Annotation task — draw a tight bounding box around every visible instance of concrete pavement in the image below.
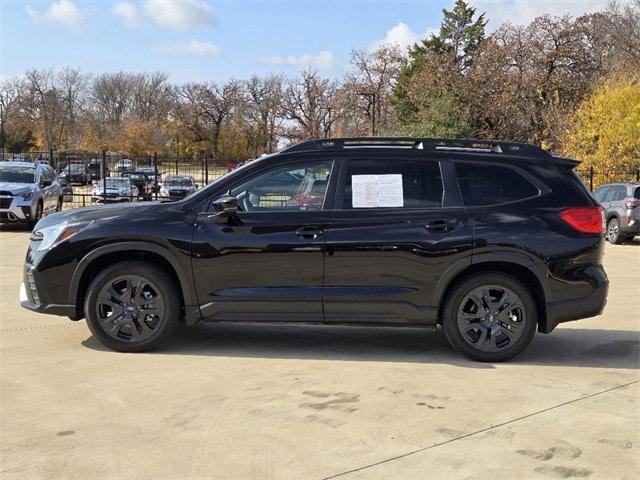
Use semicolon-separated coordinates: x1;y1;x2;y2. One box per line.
0;229;638;479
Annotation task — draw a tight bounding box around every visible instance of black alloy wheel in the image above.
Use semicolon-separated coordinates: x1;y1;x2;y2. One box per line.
443;273;537;362
84;261;180;352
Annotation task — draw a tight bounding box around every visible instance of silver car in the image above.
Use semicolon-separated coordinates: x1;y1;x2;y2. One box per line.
91;177;138;203
0;161;63;227
593;182;640;244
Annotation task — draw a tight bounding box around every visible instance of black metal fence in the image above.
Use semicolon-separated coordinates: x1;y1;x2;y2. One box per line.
1;150;638;211
1;150;234;210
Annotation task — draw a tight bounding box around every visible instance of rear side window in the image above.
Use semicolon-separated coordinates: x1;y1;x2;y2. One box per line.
634;187;640;200
343;159;443;209
455;162;539;206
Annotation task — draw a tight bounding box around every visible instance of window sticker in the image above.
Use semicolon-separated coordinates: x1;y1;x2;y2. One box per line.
352;174;403;208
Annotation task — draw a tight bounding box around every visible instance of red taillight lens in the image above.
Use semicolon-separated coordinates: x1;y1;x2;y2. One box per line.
624;199;640;209
559;207;604;234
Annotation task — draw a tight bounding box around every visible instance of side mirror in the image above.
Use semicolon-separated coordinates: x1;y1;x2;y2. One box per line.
209;195;238;223
41;180;52;187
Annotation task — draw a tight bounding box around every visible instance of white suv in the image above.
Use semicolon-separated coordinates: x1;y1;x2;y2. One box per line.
0;161;63;228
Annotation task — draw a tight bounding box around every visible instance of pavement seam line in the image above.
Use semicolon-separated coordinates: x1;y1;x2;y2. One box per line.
320;379;640;480
1;323;81;332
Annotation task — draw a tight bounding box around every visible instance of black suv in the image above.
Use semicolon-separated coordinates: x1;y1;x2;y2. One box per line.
19;138;608;361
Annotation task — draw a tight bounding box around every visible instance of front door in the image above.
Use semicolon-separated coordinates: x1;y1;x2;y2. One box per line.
192;159;335;322
323;156;474;325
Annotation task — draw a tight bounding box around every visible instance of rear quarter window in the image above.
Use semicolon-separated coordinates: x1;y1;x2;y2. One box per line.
455;162;540;206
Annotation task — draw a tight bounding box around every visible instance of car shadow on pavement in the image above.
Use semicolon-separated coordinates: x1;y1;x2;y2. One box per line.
82;323;639;369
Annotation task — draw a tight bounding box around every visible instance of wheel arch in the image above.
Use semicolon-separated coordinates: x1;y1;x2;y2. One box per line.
69;242;195;321
436;260;549;333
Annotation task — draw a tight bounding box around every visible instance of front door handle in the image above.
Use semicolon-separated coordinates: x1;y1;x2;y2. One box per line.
296;226;324;239
425;219;455;232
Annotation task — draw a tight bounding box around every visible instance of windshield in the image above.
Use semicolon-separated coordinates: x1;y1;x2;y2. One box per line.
130;174;147;181
105;178;130;189
165;177;193;187
61;164;85;173
0;167;36;184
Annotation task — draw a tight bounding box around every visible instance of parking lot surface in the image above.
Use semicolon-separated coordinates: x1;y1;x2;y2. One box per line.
0;229;638;480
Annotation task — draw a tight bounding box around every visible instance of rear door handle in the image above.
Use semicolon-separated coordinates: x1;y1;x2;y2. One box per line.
425;220;455;232
296;226;324;239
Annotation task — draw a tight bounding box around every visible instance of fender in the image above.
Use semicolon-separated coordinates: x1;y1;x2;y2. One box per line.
431;250;550;306
68;241;199;320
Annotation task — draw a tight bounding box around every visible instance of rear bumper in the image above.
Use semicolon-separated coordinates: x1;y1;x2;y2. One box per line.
621;217;640;235
542;273;609;333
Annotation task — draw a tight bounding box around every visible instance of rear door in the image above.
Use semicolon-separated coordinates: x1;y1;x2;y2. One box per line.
322;156;474;325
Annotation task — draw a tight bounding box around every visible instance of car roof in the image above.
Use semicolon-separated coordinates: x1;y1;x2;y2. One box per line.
0;161;37;168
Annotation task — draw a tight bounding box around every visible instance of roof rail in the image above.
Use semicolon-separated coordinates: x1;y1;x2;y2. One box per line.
281;137;551;158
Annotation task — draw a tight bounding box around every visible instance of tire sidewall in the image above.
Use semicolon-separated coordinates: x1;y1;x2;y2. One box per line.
442;272;537;362
607;218;623;244
84;261;180;352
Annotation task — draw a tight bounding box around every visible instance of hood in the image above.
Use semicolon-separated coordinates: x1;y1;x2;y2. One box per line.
0;182;35;194
34;201;162;229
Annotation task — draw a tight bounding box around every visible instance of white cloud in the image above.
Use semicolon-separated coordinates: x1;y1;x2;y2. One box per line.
144;0;216;30
112;1;141;28
468;0;614;29
258;51;336;70
26;0;84;31
153;40;222;56
371;22;436;51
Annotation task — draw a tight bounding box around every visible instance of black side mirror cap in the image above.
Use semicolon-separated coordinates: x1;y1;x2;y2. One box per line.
208;195;238;223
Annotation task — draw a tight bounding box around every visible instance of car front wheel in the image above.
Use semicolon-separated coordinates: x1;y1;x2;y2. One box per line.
84;261;180;352
442;273;537;362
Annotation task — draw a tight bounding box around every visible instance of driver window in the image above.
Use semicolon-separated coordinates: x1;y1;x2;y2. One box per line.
228;160;333;212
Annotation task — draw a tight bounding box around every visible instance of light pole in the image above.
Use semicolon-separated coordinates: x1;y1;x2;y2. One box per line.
358;91;377;136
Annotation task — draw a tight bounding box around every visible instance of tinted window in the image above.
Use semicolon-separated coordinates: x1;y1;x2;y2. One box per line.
455;163;539;206
343;159;442;209
634;187;640;200
593;186;608;203
613;186;627;201
229;160;333;212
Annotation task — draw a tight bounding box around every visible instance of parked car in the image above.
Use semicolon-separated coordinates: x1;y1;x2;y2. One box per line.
20;137;608;362
592;182;640;244
87;158;109;180
114;159;136;175
91;177;138;203
128;171;153;200
58;175;74;203
159;175;197;199
57;163;91;186
136;166;161;192
0;161;63;227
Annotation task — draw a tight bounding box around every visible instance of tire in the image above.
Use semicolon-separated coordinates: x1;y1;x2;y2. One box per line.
84;261;181;352
28;201;43;229
442;272;537;362
606;218;625;244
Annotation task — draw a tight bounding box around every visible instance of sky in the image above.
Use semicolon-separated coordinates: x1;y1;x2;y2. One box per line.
0;0;618;84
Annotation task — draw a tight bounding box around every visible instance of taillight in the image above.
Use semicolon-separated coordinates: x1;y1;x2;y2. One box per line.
559;207;604;234
624;199;640;209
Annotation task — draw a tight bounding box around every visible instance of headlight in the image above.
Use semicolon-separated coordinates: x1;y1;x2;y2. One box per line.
20;191;34;200
31;221;93;251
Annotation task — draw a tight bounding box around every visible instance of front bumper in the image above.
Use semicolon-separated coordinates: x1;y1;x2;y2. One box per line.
0;196;32;223
19;261;78;318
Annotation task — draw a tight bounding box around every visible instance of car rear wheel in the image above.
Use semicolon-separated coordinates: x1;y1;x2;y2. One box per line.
442;273;537;362
84;261;180;352
606;218;625;244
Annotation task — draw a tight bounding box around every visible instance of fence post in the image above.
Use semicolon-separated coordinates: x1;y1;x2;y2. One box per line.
102;150;107;204
589;166;594;192
636;168;639;182
175;158;178;176
153;152;158;200
49;148;54;169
